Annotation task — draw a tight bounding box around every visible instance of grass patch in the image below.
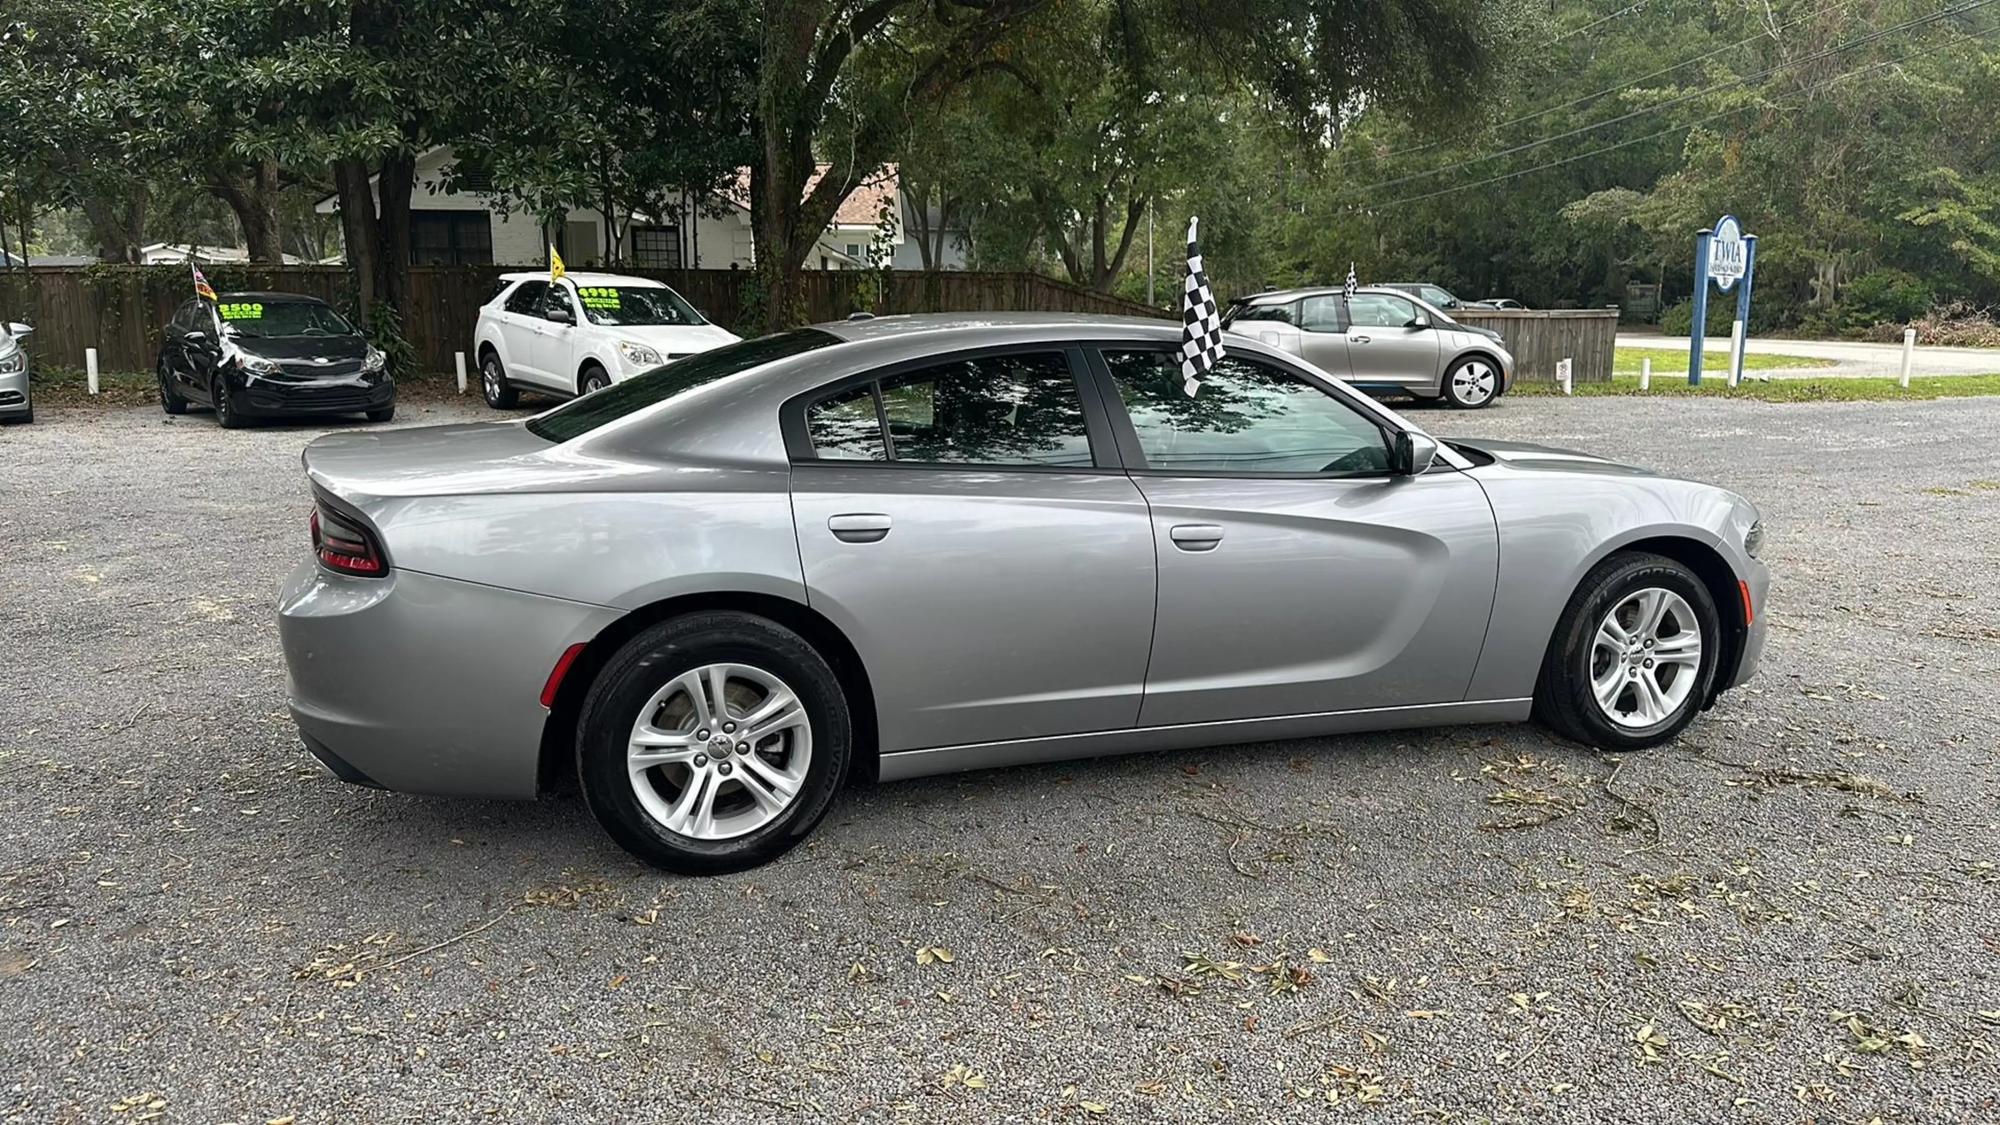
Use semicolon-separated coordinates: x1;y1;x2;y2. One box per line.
1514;373;2000;402
1613;346;1834;375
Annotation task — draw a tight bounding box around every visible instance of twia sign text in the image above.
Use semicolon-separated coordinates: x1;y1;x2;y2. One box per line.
1708;215;1747;291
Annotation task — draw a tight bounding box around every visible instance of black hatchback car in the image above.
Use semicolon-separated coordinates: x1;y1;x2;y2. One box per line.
157;293;394;426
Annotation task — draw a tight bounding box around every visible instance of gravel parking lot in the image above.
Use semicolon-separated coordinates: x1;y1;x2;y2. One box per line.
3;391;1997;1124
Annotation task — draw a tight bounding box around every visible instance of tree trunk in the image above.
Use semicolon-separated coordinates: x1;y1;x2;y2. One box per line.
333;157;381;321
80;190;146;263
211;159;284;262
375;152;415;316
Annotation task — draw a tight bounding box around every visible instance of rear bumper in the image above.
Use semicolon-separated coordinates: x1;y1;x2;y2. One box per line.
277;560;619;798
227;371;394;417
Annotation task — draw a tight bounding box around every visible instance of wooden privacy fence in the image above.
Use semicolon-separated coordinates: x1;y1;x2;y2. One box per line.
1452;308;1620;383
0;265;1168;374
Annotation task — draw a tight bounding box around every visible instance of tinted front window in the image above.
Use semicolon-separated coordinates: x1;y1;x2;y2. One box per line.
526;329;839;443
1104;350;1390;475
504;281;548;315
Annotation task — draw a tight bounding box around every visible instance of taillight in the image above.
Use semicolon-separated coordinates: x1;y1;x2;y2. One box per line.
310;501;386;576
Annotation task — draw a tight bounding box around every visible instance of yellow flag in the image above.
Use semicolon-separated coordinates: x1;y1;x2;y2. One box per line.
549;245;566;283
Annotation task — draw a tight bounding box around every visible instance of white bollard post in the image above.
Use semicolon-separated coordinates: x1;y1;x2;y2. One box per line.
1557;357;1573;395
86;347;100;396
454;351;468;395
1640;356;1651;392
1900;327;1915;388
1727;320;1744;388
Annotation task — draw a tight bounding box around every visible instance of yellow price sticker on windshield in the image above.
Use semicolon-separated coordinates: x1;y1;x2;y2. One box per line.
217;302;265;320
576;286;621;310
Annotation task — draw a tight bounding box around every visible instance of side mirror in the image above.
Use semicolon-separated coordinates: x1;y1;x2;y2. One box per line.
1409;313;1431;329
1392;431;1439;476
545;305;575;326
5;322;30;339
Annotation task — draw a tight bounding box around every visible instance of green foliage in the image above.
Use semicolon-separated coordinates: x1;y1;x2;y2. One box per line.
1660;300;1730;337
1803;269;1934;336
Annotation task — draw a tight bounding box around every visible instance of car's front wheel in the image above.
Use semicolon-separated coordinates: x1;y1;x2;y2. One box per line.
211;373;243;428
1441;356;1500;409
1534;552;1721;751
578;363;610;396
576;611;852;874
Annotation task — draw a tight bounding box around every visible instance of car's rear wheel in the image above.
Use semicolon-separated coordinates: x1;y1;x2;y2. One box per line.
158;359;188;415
576;611;852;874
578;363;610;396
1534;552;1720;751
1442;356;1500;409
480;350;519;409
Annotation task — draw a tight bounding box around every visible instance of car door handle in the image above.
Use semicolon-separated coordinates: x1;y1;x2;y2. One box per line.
1170;524;1225;552
828;513;892;543
1350;334;1372;344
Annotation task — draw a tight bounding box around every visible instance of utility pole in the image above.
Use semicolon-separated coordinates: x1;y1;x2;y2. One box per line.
1146;201;1155;307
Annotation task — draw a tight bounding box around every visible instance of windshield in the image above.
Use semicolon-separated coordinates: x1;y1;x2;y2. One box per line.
217;300;356;338
526;329;840;443
572;285;705;327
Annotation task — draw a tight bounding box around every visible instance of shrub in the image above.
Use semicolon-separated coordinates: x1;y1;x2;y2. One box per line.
1835;270;1933;334
1660;299;1732;337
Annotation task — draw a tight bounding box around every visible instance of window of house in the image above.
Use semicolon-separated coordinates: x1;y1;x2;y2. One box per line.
630;225;682;268
410;210;494;266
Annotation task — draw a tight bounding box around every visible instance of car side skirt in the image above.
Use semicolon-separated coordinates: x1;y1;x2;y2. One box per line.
877;697;1533;781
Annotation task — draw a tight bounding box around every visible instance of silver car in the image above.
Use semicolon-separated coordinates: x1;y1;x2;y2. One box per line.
0;321;32;424
278;313;1767;874
1225;286;1514;408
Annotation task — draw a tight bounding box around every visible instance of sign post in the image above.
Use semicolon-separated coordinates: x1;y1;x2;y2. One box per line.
1688;215;1751;386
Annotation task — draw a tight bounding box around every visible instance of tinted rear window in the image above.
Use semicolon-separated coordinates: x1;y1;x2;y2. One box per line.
525;329;839;443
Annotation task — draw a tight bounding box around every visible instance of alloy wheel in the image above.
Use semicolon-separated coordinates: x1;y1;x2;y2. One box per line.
1451;360;1497;406
1588;587;1702;729
625;662;812;840
482;358;502;402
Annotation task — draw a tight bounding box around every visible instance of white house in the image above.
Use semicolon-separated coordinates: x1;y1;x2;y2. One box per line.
313;147;968;272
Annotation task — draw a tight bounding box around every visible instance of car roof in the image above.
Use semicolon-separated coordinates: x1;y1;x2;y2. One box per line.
497;271;670;288
1238;285;1418;304
215;291;330;303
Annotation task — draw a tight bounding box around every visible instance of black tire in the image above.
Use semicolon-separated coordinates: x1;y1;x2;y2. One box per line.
480;350;519;409
211;373;244;428
1441;355;1501;409
1533;551;1721;752
365;404;395;423
158;359;188;415
578;363;611;396
576;611;853;875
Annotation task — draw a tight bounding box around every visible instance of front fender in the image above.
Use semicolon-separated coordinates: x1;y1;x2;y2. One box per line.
1464;468;1758;701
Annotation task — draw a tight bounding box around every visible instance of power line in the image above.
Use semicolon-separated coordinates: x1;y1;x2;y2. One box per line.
1337;0;1869;169
1348;0;1995;198
1364;20;1995;212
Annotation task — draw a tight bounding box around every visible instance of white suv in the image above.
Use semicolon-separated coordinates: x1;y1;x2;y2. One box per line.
474;272;739;408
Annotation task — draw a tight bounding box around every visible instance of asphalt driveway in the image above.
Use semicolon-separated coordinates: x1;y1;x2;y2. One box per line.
2;393;1996;1123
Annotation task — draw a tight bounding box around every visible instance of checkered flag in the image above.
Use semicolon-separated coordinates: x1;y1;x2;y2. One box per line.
1343;262;1357;298
1179;217;1225;397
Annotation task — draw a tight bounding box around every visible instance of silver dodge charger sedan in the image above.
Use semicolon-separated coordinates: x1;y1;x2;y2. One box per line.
279;313;1767;874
